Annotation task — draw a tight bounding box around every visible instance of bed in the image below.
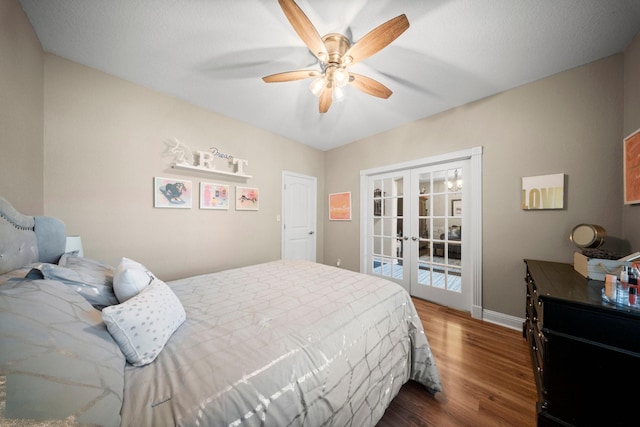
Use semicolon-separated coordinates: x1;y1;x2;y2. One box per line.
0;196;443;426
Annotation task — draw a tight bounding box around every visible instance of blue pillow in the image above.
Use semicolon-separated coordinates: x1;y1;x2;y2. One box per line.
33;254;118;310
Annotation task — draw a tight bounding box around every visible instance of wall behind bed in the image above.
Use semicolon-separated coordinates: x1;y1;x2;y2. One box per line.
41;54;325;280
1;0;325;282
0;0;44;214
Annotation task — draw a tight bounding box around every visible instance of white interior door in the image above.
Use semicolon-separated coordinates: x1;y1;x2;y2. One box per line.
282;172;317;261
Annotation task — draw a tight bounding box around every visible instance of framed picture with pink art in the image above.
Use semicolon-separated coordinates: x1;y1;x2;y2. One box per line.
624;127;640;204
154;177;192;208
329;192;351;221
236;186;259;211
200;182;229;210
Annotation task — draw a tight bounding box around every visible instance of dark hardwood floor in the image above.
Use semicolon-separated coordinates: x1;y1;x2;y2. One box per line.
377;298;538;427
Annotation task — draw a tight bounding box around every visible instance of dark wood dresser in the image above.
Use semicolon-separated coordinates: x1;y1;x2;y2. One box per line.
524;259;640;426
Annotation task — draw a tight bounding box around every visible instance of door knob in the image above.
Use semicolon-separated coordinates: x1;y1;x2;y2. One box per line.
308;231;315;235
403;236;409;241
411;237;418;241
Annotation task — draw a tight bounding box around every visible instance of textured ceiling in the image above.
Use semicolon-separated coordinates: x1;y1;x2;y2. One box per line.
18;0;640;151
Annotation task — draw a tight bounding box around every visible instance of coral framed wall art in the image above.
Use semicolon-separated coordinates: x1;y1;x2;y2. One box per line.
200;182;229;210
236;186;259;211
154;177;192;208
624;128;640;204
329;192;351;221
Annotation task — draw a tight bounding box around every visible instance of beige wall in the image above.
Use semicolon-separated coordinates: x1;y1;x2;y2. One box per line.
325;54;625;318
0;0;44;214
622;33;640;246
43;55;325;280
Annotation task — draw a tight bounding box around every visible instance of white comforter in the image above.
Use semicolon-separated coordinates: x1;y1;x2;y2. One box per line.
120;260;442;426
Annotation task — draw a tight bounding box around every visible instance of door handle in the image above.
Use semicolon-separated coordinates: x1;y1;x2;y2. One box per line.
411;237;418;241
403;236;409;241
309;231;315;235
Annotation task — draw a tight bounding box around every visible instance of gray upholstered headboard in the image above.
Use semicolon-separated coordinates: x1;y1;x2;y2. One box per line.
0;196;66;275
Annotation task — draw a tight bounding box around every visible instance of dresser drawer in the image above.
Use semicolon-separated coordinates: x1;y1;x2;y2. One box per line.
524;320;546;404
543;299;640;353
526;270;544;330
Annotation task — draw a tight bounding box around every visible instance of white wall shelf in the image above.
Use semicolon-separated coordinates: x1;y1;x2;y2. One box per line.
172;162;252;179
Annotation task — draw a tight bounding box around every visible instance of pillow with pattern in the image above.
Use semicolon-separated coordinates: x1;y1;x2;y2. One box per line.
102;279;186;367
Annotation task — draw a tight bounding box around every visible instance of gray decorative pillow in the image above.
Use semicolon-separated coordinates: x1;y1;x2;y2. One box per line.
102;279;186;367
113;257;155;303
38;263;119;310
58;253;116;285
0;279;125;426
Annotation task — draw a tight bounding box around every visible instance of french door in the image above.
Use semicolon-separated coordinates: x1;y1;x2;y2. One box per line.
369;170;410;291
408;161;470;310
365;159;473;312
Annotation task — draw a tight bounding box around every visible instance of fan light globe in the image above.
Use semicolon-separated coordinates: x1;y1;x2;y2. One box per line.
309;77;325;97
333;67;349;88
333;86;346;102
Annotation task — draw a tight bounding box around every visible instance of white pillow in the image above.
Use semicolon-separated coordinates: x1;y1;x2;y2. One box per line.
113;257;155;303
102;279;186;367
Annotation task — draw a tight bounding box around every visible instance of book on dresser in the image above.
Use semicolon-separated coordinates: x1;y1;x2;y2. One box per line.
523;259;640;427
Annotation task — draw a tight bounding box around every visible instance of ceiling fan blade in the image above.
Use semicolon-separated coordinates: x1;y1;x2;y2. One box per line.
278;0;328;61
343;14;409;65
262;69;320;83
348;73;392;99
318;86;333;113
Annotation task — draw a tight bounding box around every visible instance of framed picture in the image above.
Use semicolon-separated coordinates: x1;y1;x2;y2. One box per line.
451;199;462;216
236;186;259;211
624;127;640;204
329;192;351;221
521;173;565;210
200;182;229;210
154;177;192;208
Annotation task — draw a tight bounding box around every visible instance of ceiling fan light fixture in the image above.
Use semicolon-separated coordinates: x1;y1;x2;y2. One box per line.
309;76;326;97
333;86;346;102
332;67;349;88
263;0;410;113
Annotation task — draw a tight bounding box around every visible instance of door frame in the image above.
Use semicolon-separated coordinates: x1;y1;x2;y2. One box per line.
281;171;317;261
359;147;483;319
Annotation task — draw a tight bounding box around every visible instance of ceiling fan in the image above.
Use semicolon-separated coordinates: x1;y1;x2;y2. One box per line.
262;0;410;113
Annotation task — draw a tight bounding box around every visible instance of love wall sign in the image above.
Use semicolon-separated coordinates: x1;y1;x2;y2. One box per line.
522;173;565;210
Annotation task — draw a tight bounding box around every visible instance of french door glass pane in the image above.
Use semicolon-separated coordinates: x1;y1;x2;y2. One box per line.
371;176;404;281
416;168;463;293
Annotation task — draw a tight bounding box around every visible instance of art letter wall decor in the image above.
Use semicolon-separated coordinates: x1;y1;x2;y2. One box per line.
522;173;565;210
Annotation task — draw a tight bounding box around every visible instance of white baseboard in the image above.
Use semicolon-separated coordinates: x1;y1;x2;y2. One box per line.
481;309;524;331
471;304;483;319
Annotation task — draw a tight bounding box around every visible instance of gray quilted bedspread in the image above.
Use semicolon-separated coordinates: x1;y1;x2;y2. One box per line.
120;260;442;426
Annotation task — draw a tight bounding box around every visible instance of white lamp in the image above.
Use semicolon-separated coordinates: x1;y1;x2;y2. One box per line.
65;235;84;257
